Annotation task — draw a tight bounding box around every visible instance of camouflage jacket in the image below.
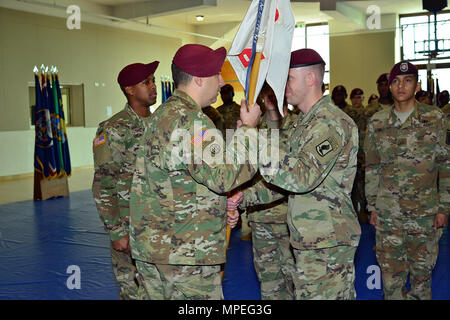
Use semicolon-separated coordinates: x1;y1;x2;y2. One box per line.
92;104;149;241
364;101;392;120
364;101;449;218
246;110;298;224
217;102;241;130
129;89;258;265
242;95;361;250
442;104;450;116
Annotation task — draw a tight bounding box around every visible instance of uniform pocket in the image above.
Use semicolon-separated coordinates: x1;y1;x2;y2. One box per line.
288;192;337;250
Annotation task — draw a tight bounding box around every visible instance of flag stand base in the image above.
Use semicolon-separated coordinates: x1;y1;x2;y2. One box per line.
33;172;69;201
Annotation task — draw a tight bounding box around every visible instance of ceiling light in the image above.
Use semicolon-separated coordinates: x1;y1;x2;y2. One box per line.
196;15;204;21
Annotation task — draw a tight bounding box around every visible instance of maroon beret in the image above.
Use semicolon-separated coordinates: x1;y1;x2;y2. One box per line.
376;73;389;84
117;61;159;87
290;48;325;68
388;61;418;86
332;85;347;96
350;88;364;98
173;44;226;77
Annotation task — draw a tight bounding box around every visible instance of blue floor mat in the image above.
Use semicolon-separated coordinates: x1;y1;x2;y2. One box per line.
0;190;448;300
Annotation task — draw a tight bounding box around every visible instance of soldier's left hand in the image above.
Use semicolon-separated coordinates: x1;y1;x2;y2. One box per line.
433;213;448;229
227;210;239;229
227;192;243;211
112;235;131;254
240;99;262;128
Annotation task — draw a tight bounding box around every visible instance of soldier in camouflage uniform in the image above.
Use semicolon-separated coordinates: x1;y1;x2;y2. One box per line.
437;90;449;113
129;44;261;300
345;88;368;222
229;49;361;300
92;61;159;300
217;84;242;132
331;85;351;111
231;83;296;300
365;61;449;300
364;73;394;121
202;105;225;133
415;90;434;105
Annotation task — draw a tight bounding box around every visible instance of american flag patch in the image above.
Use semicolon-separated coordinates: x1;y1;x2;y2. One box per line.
94;134;106;147
191;128;210;147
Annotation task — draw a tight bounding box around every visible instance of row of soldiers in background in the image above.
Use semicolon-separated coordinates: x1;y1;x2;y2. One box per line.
330;77;450;224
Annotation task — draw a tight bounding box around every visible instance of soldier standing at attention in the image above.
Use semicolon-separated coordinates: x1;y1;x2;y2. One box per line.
229;48;361;300
365;73;394;120
346;88;368;222
437;90;449;112
415;90;434;105
129;44;261;300
331;85;351;111
365;61;449;300
232;82;296;300
217;84;242;133
92;61;159;299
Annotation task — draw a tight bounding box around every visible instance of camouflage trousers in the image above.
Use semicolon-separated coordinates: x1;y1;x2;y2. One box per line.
110;244;139;300
250;222;295;300
351;165;366;214
292;246;357;300
135;260;223;300
375;214;442;300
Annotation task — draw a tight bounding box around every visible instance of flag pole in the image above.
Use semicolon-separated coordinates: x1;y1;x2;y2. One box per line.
247;52;263;106
223;0;265;280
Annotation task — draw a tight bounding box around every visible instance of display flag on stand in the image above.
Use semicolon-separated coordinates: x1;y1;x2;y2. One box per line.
55;72;71;176
161;77;167;102
46;73;63;176
227;0;295;115
34;69;57;179
51;72;65;176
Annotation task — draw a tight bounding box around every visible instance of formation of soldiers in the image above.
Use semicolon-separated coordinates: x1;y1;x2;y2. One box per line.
92;42;449;300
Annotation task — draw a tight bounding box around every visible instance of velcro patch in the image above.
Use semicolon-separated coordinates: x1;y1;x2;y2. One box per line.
191;128;210;147
305;132;341;166
94;134;106;147
446;129;450;146
316;139;333;157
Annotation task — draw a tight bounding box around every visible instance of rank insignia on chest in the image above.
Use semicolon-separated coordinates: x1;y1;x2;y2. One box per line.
94;134;106;147
316;139;333;157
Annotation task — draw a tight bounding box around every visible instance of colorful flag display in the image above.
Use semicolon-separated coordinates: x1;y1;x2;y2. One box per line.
33;66;71;180
161;76;174;103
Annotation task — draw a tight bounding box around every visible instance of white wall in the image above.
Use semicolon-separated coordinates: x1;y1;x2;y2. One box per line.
0;127;97;177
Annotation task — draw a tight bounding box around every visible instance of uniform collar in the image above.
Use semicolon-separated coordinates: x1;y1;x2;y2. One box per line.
172;89;202;111
387;100;420;127
292;95;329;128
125;103;149;124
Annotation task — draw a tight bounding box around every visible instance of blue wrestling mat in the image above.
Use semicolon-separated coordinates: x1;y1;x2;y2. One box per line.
0;190;448;300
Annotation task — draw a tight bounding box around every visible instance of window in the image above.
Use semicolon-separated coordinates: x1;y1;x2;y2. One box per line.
400;11;450;95
292;23;330;93
400;12;450;62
